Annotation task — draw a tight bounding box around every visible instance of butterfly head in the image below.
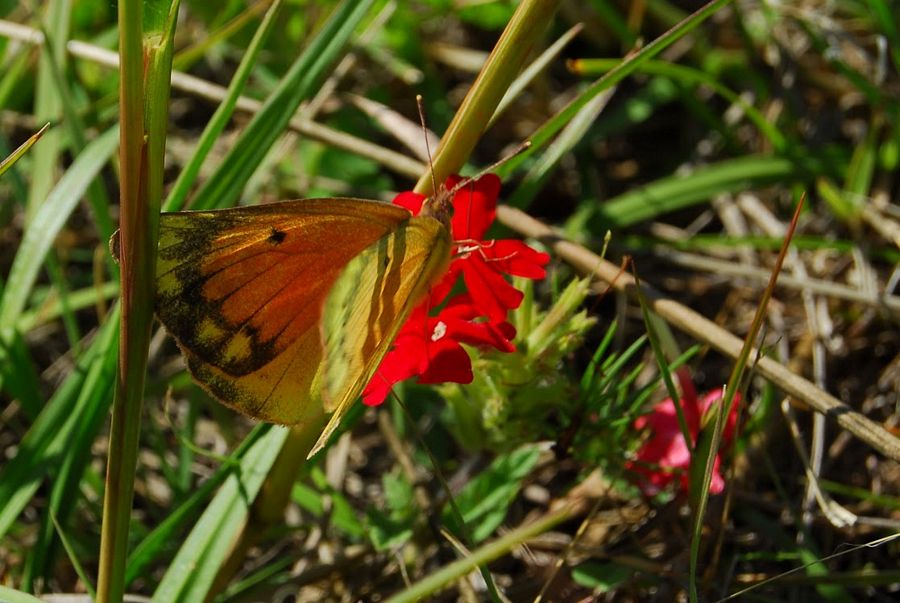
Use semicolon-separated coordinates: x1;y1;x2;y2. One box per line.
418;184;455;229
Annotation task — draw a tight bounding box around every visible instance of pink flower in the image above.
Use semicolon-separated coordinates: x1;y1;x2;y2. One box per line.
627;369;740;496
362;175;548;405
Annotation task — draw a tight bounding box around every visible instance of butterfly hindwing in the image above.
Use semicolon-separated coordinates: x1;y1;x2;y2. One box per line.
155;198;413;424
312;214;452;455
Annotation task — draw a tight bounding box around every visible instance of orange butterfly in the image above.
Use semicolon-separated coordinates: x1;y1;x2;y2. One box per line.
155;192;455;456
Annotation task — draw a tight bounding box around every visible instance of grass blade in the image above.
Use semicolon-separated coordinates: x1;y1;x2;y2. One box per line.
0;123;49;177
151;426;289;602
164;0;285;212
496;0;736;178
189;0;376;211
0;126;118;329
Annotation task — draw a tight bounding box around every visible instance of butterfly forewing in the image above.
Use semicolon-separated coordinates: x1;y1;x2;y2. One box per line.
155;198;413;424
313;214;452;455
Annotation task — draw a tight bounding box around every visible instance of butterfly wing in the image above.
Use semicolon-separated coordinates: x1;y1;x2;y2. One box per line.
313;214;452;456
156;198;413;425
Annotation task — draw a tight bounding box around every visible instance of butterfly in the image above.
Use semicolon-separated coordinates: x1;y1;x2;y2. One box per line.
154;190;456;457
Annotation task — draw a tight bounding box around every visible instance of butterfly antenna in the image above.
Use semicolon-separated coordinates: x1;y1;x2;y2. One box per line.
446;139;532;197
416;95;440;197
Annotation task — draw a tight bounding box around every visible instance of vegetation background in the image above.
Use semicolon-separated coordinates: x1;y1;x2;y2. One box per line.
0;0;898;601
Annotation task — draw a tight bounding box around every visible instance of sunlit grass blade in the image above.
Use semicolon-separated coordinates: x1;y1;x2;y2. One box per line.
579;154;815;228
415;0;560;192
0;586;46;603
386;505;574;603
496;0;735;178
687;195;806;602
49;510;96;598
17;282;119;333
26;0;70;221
506;85;613;209
37;26;117;244
172;1;271;71
488;22;583;129
635;281;692;449
124;426;264;587
22;320;119;588
164;0;284;212
570;57;787;152
867;0;900;72
737;507;854;601
0;123;49;177
189;0;376;211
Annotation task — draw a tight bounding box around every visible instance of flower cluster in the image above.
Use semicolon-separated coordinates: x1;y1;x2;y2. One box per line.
627;368;741;496
362;174;550;405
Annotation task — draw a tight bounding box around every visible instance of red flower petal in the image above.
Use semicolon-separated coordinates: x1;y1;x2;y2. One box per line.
393;190;426;214
362;347;421;406
480;240;550;279
449;174;500;240
460;255;524;320
418;342;473;384
446;318;516;352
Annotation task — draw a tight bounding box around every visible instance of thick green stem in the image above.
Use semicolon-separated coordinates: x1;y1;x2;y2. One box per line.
414;0;558;194
96;0;147;598
97;1;177;600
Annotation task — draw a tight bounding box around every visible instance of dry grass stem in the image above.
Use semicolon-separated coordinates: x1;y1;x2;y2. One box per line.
497;205;900;462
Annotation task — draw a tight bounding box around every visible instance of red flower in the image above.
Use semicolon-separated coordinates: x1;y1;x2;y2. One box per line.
362;174;548;405
393;175;550;320
627;369;740;496
362;296;515;405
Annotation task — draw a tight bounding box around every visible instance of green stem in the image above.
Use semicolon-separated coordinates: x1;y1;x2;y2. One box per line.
96;0;145;599
386;505;575;603
687;196;807;602
97;0;177;600
414;0;558;194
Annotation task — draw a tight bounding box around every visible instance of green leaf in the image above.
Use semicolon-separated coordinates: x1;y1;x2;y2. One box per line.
571;561;632;591
368;509;416;552
584;154;811;228
368;471;416;551
0;586;47;603
442;445;540;543
293;467;365;539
